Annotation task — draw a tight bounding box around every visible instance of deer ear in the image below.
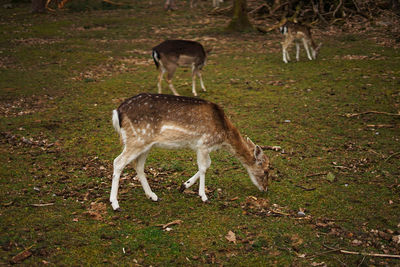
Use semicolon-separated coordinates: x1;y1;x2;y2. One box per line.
254;145;265;163
205;47;213;54
246;137;256;147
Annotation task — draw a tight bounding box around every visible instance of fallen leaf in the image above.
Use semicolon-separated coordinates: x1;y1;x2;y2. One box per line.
225;230;236;244
392;235;400;244
10;249;32;264
84;202;107;221
311;262;326;267
326;172;335;182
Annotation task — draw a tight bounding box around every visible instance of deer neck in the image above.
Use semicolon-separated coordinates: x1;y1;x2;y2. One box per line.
224;126;254;167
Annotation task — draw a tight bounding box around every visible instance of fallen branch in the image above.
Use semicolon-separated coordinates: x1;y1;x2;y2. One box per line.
260;145;282;151
305;172;328;178
156;219;183;229
384;152;400;162
323;244;400;259
269;209;291;217
30;203;55;207
248;4;270;16
295;185;316;191
10;245;34;264
345;111;400;117
102;0;131;6
208;5;232;16
366;124;396;128
332;0;343;18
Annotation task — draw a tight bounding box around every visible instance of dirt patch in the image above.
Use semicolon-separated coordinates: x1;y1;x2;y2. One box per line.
11;38;64;46
0;94;55;117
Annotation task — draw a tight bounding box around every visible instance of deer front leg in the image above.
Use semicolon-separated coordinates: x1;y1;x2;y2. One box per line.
282;45;288;63
296;42;300;61
180;171;200;192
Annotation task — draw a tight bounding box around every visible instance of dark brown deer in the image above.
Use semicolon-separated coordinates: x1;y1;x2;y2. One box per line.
152;40;208;97
110;93;271;210
280;22;322;63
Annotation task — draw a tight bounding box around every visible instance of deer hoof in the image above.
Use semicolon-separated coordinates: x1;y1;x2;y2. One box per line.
111;201;120;211
201;195;208;202
179;183;186;193
148;193;158;202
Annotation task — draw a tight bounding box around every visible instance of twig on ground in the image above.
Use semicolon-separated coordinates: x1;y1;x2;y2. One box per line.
156;219;183;229
102;0;130;6
305;248;341;259
305;172;328;178
295;185;316;191
269;209;291;216
366;124;396;128
333;165;351;170
323;244;400;259
260;145;282;151
10;245;34;264
357;255;366;267
345;111;400;117
384;151;400;162
30;203;55;207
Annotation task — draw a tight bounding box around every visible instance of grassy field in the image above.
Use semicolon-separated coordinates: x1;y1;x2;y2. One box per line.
1;0;399;265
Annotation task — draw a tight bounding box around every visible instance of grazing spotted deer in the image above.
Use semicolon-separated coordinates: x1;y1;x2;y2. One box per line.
152;40;209;97
280;22;322;63
110;93;271;211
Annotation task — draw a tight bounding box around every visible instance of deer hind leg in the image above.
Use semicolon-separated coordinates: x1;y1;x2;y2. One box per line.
110;147;141;210
157;65;166;94
134;150;158;201
282;42;291;63
166;65;179;96
282;44;288;63
196;69;206;92
196;150;211;202
191;63;198;96
303;39;313;60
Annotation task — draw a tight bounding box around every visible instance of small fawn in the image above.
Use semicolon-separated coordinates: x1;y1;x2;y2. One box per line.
152;40;209;97
280;22;322;63
110;93;271;210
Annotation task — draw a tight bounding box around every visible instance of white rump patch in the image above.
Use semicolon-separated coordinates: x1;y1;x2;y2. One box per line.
112;110;120;134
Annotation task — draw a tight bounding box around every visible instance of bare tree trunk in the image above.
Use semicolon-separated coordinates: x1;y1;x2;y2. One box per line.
390;0;400;12
226;0;252;31
164;0;177;10
31;0;46;13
